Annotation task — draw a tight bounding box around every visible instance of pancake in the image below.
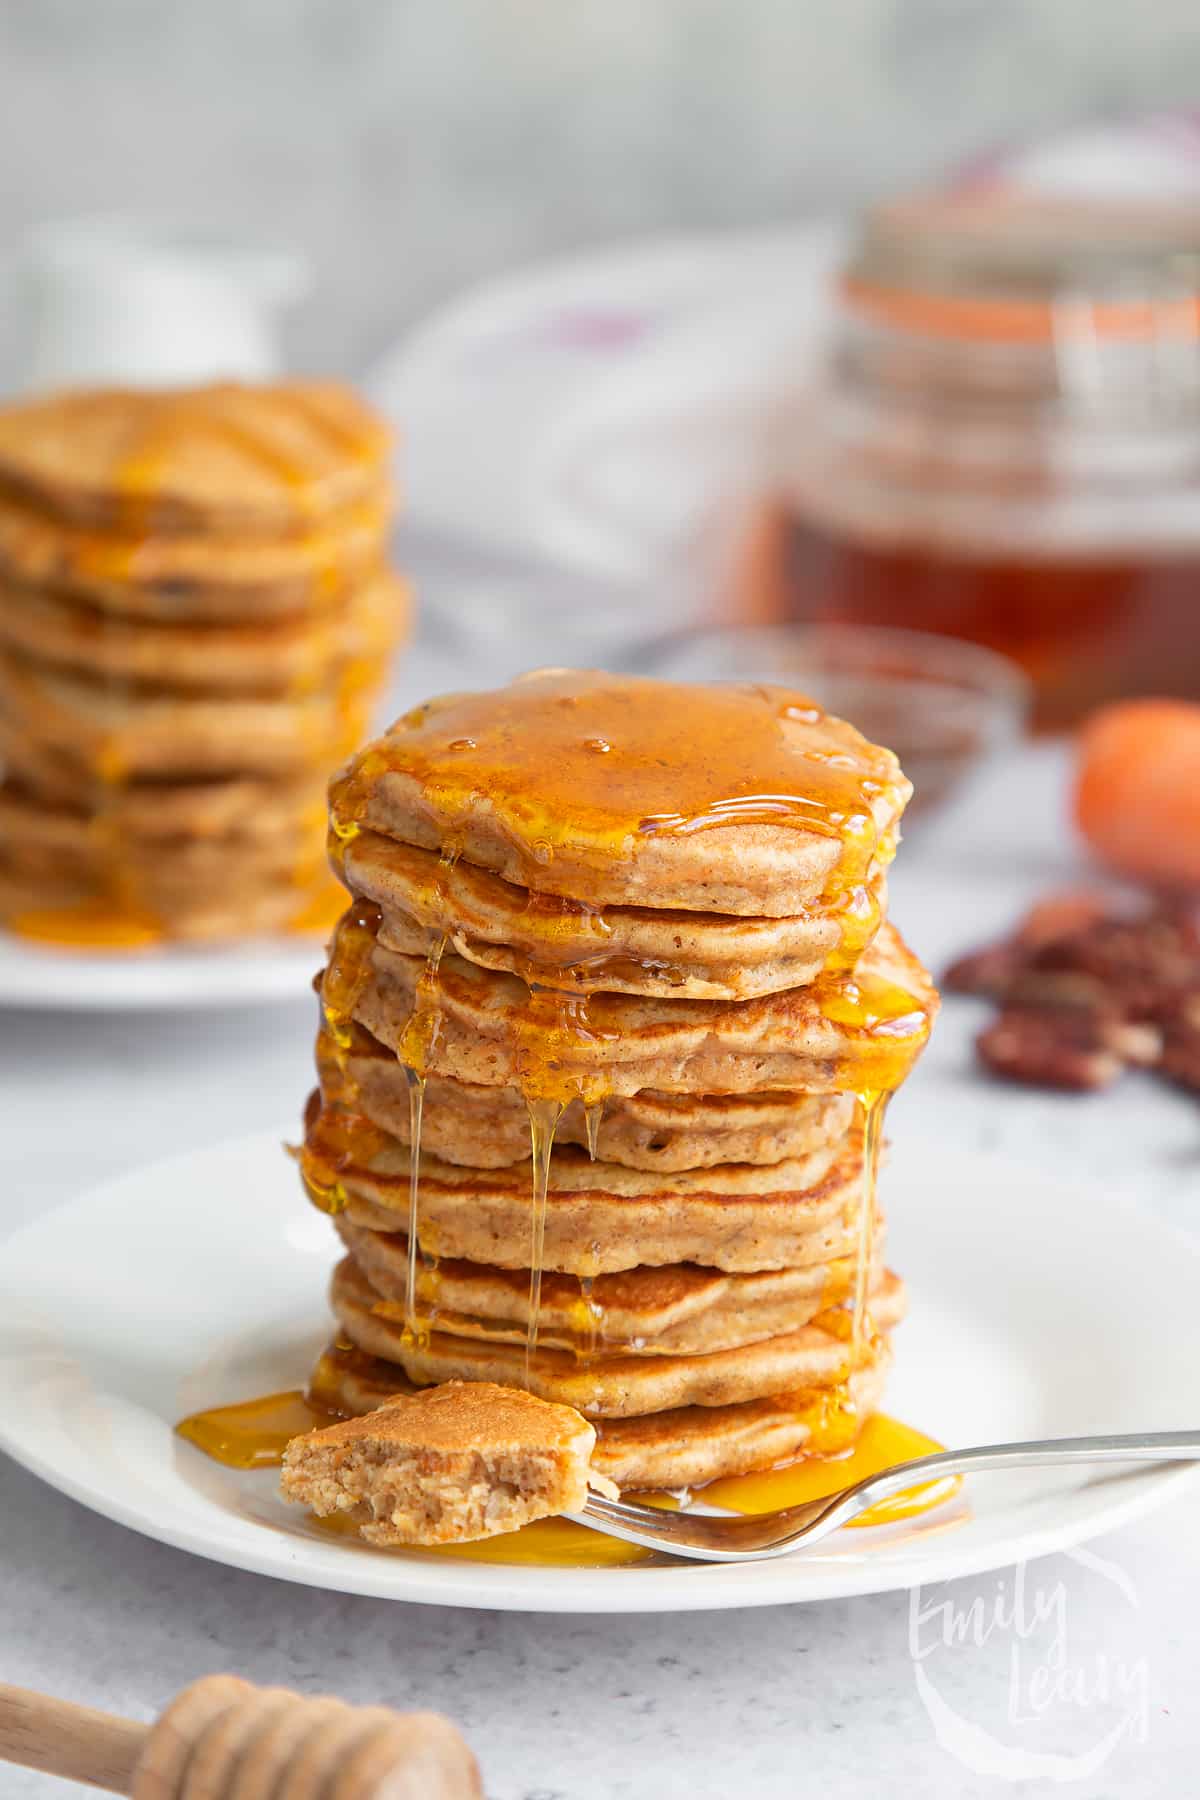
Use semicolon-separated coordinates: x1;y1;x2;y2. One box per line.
0;807;316;897
342;916;937;1100
320;1027;857;1170
0;731;329;834
347;828;888;1000
330;670;908;916
0;647;374;780
0;379;404;949
307;1107;868;1275
0;569;406;695
0;775;336;941
282;669;935;1501
0;774;326;852
335;1214;885;1356
280;1381;603;1546
311;1340;895;1490
0;858;331;941
332;1253;906;1417
592;1357;891;1488
0;490;391;621
0;381;391;534
0;825;304;894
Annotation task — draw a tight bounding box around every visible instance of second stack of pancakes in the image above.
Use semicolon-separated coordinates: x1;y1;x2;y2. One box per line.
0;380;406;943
302;669;937;1492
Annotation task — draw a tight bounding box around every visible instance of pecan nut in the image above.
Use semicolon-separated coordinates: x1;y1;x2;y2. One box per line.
977;1006;1131;1092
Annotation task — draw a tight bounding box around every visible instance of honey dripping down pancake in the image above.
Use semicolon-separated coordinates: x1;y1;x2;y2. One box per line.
318;675;927;1413
181;670;944;1554
0;379;403;948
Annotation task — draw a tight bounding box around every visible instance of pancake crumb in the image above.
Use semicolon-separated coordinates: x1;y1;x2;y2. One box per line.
280;1380;610;1545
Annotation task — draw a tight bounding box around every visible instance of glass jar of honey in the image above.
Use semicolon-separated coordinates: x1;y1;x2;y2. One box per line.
745;190;1200;727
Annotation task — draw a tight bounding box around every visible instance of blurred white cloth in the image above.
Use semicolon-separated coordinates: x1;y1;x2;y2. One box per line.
371;225;841;600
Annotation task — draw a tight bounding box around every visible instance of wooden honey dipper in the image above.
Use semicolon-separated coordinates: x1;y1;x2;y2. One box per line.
0;1675;481;1798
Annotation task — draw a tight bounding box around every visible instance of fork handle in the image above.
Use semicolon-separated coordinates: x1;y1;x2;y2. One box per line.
864;1427;1200;1493
817;1426;1200;1538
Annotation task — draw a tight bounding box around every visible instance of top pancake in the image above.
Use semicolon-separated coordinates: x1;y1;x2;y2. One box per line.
0;381;392;536
330;669;909;916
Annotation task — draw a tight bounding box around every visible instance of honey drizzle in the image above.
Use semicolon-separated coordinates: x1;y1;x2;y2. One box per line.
852;1090;889;1359
320;675;923;1402
784;1091;891;1452
525;1097;565;1375
404;1070;428;1341
575;1276;603;1359
279;673;935;1538
390;853;460;1344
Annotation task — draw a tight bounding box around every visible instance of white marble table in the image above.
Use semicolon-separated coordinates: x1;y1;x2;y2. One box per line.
2;721;1198;1800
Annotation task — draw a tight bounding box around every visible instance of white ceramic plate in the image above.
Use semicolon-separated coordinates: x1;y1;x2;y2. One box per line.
0;931;324;1011
0;1133;1195;1613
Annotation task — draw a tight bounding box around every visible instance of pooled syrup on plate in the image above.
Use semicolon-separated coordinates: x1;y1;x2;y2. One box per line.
176;1389;337;1470
702;1413;963;1527
6;898;162;949
177;1389;956;1564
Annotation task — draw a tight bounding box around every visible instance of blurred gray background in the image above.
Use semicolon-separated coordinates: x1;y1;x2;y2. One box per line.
1;0;1199;372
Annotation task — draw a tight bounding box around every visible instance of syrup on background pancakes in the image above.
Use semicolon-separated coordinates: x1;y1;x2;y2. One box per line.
0;380;405;945
181;670;949;1557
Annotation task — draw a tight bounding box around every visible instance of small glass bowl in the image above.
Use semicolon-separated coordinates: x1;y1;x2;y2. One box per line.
630;623;1031;816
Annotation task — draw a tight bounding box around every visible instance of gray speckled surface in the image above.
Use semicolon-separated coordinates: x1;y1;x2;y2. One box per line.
2;649;1199;1796
2;1459;1198;1799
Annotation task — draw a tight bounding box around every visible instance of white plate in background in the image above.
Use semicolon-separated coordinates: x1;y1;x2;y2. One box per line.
0;930;324;1011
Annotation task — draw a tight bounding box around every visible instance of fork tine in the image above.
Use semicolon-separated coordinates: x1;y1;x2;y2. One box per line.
581;1495;702;1538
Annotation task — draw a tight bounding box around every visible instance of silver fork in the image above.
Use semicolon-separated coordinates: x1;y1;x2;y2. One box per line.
569;1429;1200;1562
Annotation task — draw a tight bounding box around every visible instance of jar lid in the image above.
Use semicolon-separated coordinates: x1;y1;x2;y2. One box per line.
845;190;1200;344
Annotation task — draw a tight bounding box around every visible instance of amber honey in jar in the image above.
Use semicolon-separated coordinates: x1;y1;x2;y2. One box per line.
746;190;1200;727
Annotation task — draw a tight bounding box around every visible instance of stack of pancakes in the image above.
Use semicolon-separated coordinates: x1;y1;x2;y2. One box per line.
301;670;937;1492
0;382;406;942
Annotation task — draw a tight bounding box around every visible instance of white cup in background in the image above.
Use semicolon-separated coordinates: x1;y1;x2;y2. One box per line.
13;214;308;391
